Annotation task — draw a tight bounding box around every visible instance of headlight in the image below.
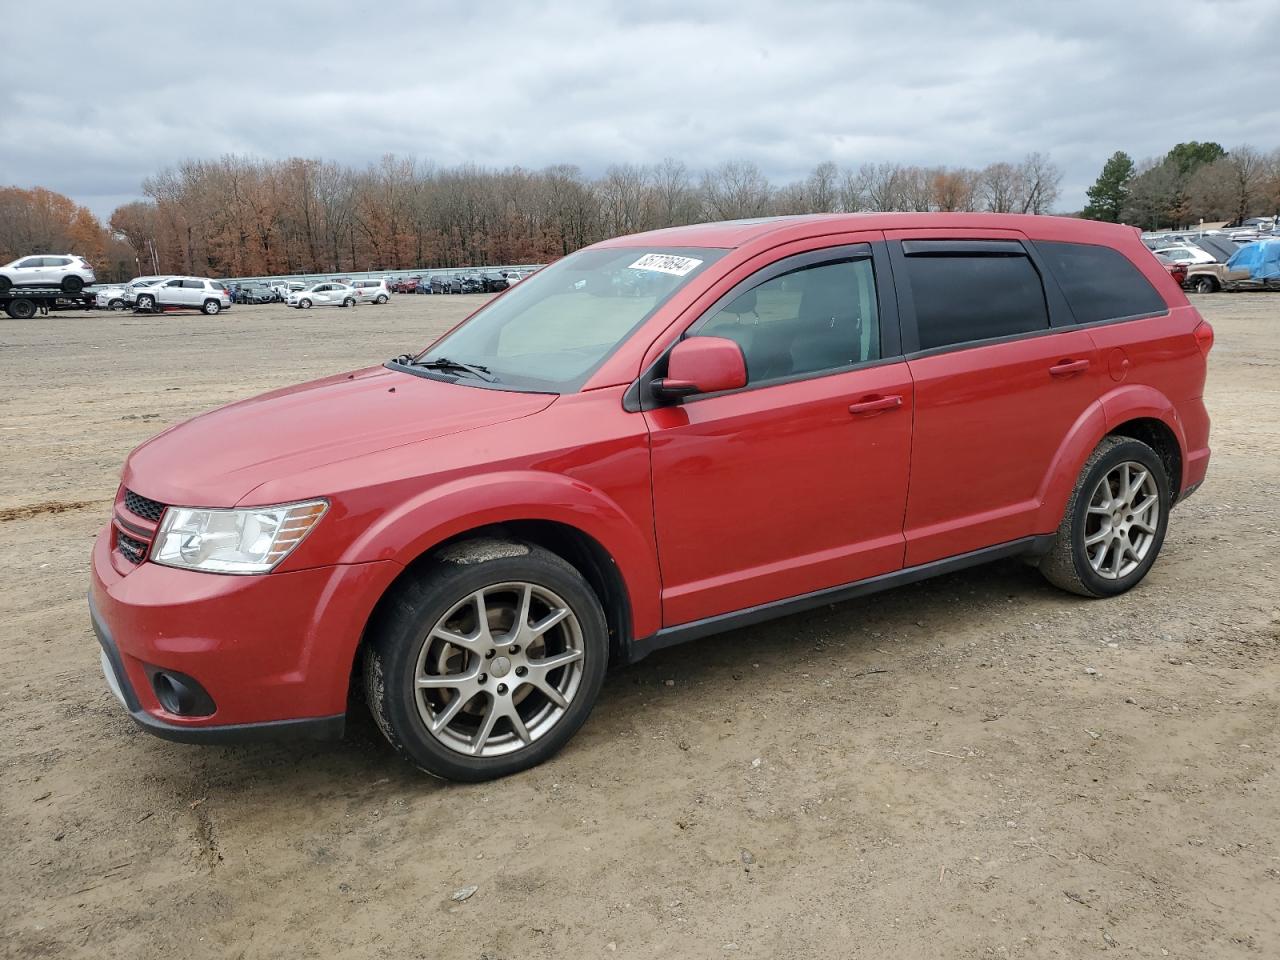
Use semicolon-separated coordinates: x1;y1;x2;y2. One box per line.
151;500;328;574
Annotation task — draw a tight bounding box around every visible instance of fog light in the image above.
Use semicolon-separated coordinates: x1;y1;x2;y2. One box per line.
147;668;216;717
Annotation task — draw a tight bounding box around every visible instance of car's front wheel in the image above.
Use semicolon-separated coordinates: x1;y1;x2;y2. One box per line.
364;541;609;781
136;294;155;312
1039;436;1170;598
108;298;124;310
1191;276;1216;294
298;298;312;309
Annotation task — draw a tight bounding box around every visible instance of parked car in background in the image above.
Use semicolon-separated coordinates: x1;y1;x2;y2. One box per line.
504;270;525;286
1153;245;1216;265
429;275;450;294
350;279;390;304
287;282;358;309
391;277;421;293
481;273;509;293
460;274;485;294
90;213;1211;781
0;254;96;294
1184;239;1280;293
234;284;275;304
128;277;231;315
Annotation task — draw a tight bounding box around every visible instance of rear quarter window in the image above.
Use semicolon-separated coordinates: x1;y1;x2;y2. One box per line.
1037;241;1167;325
903;253;1049;351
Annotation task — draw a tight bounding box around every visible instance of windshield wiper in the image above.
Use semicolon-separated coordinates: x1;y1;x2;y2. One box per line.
394;355;497;383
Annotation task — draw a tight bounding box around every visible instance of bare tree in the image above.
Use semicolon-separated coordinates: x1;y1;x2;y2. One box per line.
699;160;773;220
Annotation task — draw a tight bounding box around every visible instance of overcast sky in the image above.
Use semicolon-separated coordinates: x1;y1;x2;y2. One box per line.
2;0;1278;221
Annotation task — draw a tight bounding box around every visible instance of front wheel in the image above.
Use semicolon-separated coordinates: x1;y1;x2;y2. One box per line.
1039;436;1170;598
363;541;609;781
203;299;221;315
108;299;124;310
299;298;312;309
1191;276;1216;294
137;294;155;312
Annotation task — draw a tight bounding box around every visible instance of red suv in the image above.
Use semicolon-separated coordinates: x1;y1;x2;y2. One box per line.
90;214;1213;780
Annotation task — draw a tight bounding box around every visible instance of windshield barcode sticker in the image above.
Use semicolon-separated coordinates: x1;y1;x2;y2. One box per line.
628;254;703;276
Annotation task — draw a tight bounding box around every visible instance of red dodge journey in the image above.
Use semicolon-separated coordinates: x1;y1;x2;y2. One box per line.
90;213;1213;780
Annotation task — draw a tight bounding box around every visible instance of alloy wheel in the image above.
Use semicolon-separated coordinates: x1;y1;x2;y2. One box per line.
1083;461;1160;579
413;582;585;758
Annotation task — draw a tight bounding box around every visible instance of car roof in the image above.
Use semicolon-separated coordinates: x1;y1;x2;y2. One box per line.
593;212;1140;250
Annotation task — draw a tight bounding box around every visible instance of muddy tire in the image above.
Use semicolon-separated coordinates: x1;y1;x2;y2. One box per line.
1039;436;1171;598
363;540;608;781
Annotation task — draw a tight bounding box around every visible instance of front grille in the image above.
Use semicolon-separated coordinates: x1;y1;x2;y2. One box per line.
117;531;147;565
123;489;166;522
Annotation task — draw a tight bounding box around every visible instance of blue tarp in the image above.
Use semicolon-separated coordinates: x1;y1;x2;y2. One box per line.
1226;238;1280;280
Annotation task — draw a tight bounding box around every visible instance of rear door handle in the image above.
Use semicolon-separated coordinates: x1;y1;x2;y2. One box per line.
1049;359;1090;377
848;394;903;416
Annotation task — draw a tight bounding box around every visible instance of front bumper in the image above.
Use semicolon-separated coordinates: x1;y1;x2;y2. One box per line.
89;522;399;743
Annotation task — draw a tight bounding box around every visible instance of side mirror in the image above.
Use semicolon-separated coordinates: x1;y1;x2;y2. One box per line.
651;336;748;402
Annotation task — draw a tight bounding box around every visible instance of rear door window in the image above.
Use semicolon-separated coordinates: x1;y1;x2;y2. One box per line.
901;248;1049;351
1036;241;1166;325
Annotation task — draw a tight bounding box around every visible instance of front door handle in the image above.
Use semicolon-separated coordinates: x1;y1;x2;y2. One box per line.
848;394;903;416
1049;359;1090;377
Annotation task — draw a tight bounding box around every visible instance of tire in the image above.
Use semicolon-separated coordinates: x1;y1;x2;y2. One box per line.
137;294;155;312
299;299;312;309
108;299;124;311
376;295;388;304
0;275;11;294
1191;276;1216;294
203;299;221;315
7;298;37;320
363;541;609;781
61;275;84;294
1039;436;1171;598
343;297;355;308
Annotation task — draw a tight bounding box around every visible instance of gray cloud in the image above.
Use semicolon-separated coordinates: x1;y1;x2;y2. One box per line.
1;0;1277;220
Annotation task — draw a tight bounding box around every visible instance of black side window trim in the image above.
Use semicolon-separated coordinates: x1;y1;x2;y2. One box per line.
889;237;1076;356
625;241;903;411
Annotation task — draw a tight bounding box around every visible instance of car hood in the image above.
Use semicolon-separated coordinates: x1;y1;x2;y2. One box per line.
122;366;556;507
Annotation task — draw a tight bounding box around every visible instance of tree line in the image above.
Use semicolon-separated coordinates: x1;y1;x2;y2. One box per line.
102;153;1063;279
1084;142;1280;229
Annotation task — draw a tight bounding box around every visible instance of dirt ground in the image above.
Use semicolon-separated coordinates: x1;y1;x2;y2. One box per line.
1;292;1277;960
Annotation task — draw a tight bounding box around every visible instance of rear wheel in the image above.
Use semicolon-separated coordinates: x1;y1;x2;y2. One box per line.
376;294;388;304
363;541;608;781
203;299;221;315
343;297;355;308
0;276;11;294
1039;436;1170;598
7;298;37;320
1191;276;1216;294
61;275;84;294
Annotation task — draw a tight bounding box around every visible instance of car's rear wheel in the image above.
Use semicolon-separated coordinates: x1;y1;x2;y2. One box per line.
1039;436;1170;598
61;275;84;294
0;275;11;294
1192;276;1216;294
376;294;388;304
137;294;155;312
363;541;608;781
342;297;355;308
203;299;221;315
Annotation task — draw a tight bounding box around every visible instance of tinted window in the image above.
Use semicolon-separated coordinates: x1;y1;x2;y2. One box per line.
904;254;1048;350
182;279;204;288
695;258;880;383
17;257;44;268
1038;241;1166;325
165;279;183;287
50;257;72;266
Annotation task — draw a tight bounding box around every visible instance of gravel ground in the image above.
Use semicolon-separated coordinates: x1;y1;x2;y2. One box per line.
1;292;1277;960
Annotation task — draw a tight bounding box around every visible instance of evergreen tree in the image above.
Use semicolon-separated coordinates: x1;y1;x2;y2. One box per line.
1083;151;1135;222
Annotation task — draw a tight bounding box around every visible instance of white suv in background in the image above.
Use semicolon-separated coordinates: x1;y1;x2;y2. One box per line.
0;254;96;294
349;279;390;304
129;277;231;315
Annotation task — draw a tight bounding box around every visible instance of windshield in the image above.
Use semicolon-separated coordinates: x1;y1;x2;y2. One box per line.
414;246;725;391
